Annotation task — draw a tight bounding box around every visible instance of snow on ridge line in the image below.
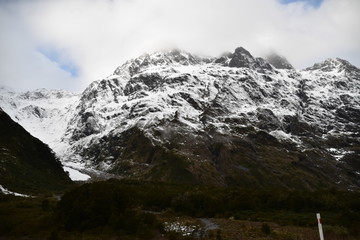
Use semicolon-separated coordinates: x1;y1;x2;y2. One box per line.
0;185;31;198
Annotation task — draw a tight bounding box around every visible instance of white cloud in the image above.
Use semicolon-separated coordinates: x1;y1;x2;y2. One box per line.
0;0;359;92
0;7;82;92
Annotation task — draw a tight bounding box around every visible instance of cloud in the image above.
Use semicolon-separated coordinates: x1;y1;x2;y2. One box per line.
0;0;359;92
0;6;82;92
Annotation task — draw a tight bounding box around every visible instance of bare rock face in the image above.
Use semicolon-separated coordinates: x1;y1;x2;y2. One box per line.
1;47;360;190
229;47;255;68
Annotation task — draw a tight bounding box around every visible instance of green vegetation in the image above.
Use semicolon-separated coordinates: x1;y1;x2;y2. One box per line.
0;194;59;238
0;109;73;195
1;179;359;239
261;223;271;235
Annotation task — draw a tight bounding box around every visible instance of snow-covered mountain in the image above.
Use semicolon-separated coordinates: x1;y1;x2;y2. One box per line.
0;87;79;156
1;47;359;189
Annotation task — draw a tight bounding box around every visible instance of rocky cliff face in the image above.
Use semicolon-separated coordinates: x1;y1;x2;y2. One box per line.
1;47;359;190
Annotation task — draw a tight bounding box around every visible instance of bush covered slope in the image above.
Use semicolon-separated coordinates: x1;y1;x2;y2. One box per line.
0;108;73;194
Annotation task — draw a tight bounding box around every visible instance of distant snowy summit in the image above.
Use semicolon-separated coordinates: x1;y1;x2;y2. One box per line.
265;52;294;70
1;46;359;190
306;58;360;77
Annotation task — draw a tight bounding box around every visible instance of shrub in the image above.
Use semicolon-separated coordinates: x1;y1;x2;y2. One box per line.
261;223;271;235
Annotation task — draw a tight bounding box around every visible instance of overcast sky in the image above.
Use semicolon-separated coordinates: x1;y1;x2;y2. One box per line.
0;0;359;93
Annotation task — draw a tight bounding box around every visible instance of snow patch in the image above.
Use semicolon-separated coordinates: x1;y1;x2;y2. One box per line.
0;185;31;197
163;221;199;236
63;166;91;181
269;130;301;145
327;148;354;161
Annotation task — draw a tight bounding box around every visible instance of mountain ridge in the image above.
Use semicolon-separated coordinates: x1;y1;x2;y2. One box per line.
1;47;359;190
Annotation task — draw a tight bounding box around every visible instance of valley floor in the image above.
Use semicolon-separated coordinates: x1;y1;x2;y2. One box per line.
1;180;359;240
0;200;355;240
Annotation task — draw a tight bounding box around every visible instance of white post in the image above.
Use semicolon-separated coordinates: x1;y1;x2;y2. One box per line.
316;213;324;240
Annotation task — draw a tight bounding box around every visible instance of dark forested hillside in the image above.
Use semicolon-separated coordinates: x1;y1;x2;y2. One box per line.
0;108;73;194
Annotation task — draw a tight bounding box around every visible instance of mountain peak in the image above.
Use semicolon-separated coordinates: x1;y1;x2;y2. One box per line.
228;46;256;68
113;49;203;77
233;47;253;57
306;58;359;74
306;58;342;72
265;52;294;70
149;49;201;66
